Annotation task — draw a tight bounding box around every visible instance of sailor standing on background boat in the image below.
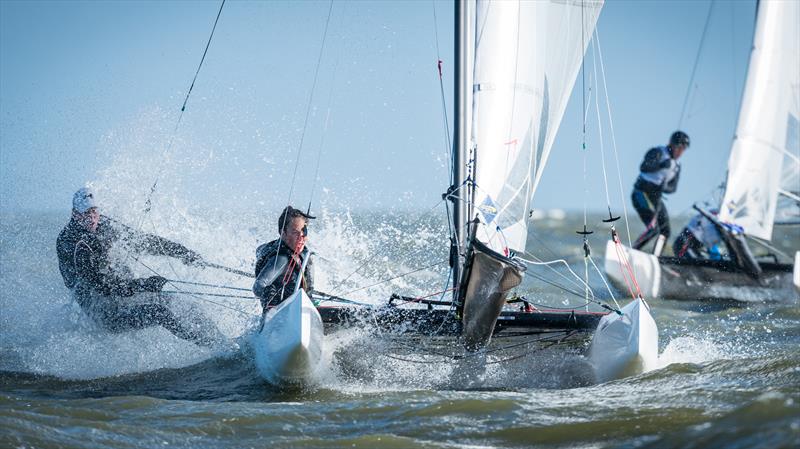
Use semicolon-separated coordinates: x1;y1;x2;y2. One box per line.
253;206;315;320
56;186;215;345
631;131;690;255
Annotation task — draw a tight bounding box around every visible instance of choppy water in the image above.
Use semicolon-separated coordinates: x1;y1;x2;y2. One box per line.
1;210;799;448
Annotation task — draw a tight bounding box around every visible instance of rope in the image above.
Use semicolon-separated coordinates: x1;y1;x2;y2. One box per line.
612;238;636;299
382;330;576;365
134;256;252;317
517;255;621;314
524;270;586;300
313;292;372;307
516;256;597;304
281;238;306;287
141;0;227;219
337;261;447;297
162;290;252;300
327;197;448;296
612;235;643;300
513;298;593;311
390;288;456;306
527;234;586;292
586;253;620;309
166;279;251;291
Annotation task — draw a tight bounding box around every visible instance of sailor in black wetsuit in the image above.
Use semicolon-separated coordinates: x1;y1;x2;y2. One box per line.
673;209;724;260
252;206;314;320
631;131;690;254
56;187;215;345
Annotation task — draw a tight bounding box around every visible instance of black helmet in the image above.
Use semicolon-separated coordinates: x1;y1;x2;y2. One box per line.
670;130;690;147
278;205;316;234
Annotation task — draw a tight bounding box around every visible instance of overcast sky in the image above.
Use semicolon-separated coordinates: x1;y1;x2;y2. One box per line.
1;0;758;218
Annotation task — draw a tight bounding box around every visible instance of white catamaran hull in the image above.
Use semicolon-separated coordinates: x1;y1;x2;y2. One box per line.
604;240;799;302
254;289;324;386
794;252;800;292
589;297;658;383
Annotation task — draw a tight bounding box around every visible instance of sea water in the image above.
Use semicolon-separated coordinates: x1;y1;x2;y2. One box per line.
1;210;798;448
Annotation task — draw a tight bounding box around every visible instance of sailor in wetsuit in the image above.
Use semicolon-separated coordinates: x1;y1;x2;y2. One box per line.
56;186;215;345
252;206;314;320
631;130;690;255
672;209;724;260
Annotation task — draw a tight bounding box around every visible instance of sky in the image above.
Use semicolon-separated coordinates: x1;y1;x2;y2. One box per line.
0;0;759;218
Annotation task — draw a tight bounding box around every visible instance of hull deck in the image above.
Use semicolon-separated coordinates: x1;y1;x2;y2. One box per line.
318;305;603;334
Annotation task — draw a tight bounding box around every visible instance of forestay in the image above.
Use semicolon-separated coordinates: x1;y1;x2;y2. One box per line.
471;0;603;254
719;0;800;240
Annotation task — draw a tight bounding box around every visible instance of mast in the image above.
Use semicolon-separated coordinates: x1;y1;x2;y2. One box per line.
451;0;473;299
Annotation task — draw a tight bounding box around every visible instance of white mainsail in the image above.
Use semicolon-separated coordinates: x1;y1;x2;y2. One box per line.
470;0;603;253
719;0;800;241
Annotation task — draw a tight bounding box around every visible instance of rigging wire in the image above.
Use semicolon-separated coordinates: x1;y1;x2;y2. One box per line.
337;261;447;298
383;331;576;365
591;28;646;300
134;256;253;317
517;256;598;304
523;247;588;294
524;270;587;300
591;38;613;210
307;1;348;213
141;0;227;220
166;279;251;291
594;29;636;249
586;252;620;309
678;0;716;130
327;197;449;296
431;0;453;181
284;0;335;209
120;0;227;281
162;290;252;300
265;0;334;284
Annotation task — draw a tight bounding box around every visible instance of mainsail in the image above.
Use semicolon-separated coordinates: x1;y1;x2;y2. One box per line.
470;0;603;253
719;0;800;241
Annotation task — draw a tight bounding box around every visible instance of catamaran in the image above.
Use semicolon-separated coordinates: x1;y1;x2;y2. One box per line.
308;0;658;384
140;0;659;385
604;0;800;303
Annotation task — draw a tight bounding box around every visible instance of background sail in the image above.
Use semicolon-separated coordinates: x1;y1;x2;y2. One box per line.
470;0;603;254
719;0;800;240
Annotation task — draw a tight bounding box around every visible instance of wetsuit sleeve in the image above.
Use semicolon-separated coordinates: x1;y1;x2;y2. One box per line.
253;253;291;299
114;219;196;261
73;241;137;297
56;234;77;288
639;148;665;173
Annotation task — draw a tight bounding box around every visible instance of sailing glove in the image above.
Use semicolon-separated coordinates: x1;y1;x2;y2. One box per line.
181;249;203;266
137;276;168;293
